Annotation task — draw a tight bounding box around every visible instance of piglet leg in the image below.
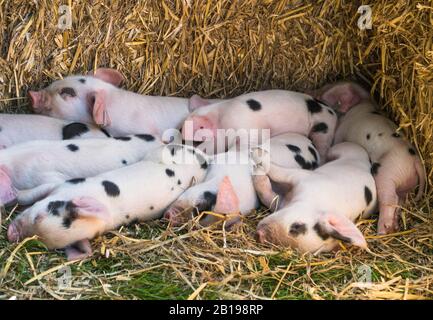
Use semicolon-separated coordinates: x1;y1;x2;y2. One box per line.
375;175;399;235
65;239;93;261
309;130;333;162
252;175;280;211
17;183;59;205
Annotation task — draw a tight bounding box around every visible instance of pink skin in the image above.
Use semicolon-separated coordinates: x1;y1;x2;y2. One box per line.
28;68;191;138
199;176;242;228
182;90;337;159
0;165;17;206
313;82;426;234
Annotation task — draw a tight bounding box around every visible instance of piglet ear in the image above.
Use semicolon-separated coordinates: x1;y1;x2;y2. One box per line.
189;95;213;111
28;90;50;113
71;197;111;225
214;176;240;214
87;90;111;127
319;83;370;113
93;68;124;87
318;213;367;249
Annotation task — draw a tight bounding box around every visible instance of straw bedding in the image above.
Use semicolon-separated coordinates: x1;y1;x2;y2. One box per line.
0;0;432;299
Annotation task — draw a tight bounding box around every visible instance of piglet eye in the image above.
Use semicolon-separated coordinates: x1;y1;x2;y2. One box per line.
60;87;77;98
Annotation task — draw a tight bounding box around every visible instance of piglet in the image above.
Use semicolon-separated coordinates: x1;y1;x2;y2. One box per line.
164;133;320;227
0;134;162;206
313;82;425;234
28;68;216;138
182;90;337;159
7;144;209;260
253;142;376;253
0;114;109;148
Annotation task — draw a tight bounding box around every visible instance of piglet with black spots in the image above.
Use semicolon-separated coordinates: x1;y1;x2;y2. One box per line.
28;68;220;138
0;114;109;149
253;142;376;253
183;90;337;159
7;144;209;260
313;82;425;234
164;133;320;227
0;134;161;206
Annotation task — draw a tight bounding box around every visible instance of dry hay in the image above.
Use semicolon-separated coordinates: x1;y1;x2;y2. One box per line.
0;0;432;300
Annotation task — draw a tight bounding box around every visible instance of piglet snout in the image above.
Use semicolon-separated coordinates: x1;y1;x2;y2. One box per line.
256;228;267;244
7;221;21;243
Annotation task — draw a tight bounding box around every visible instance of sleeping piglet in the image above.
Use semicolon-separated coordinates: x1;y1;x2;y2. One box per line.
0;134;162;207
253;142;377;254
164;132;320;227
0;114;109;148
7;144;209;260
313;82;426;234
182;90;337;159
28;68;219;138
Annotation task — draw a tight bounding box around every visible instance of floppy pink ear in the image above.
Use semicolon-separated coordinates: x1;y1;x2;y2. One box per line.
320;83;370;113
28;90;51;113
71;196;111;224
214;176;240;214
87;90;111;127
319;213;367;249
93;68;124;87
189;95;212;111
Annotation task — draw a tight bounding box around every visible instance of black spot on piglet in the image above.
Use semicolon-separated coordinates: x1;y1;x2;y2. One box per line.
286;144;301;153
364;186;373;206
114;136;131;141
312;122;328;134
306;99;323;113
295;155;314;170
371;162;381;175
135;134;155;142
66;144;79;152
67;178;86;184
47;201;65;216
246;99;262;111
408;148;416;156
289;223;307;236
165;169;175;177
102;180;120;197
196;191;217;212
62;201;79;229
62;123;89;140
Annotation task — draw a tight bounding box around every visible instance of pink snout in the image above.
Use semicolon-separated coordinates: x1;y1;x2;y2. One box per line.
256;228;267;244
7;221;21;243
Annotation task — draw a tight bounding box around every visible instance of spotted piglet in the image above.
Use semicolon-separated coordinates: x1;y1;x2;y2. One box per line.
164;133;320;227
313;82;425;234
182;90;337;159
0;114;109;149
0;134;161;207
28;68;212;138
253;142;376;254
7;144;209;260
